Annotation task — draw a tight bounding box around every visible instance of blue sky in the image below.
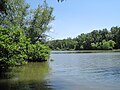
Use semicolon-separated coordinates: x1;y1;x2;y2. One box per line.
26;0;120;40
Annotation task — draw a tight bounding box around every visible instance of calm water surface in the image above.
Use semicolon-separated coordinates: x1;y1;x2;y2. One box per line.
0;51;120;90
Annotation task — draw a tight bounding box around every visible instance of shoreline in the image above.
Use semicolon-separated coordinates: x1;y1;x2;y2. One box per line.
51;49;120;54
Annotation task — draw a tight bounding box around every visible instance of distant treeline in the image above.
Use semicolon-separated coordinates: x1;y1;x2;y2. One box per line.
47;26;120;50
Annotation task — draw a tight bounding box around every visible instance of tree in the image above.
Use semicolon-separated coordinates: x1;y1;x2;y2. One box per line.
110;26;120;48
101;40;116;50
0;0;29;29
27;1;54;44
91;30;100;42
0;0;54;44
108;40;116;49
0;0;54;71
91;43;97;50
0;0;64;13
48;26;119;50
116;29;120;48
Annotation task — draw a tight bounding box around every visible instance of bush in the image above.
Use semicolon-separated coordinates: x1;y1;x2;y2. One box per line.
0;27;30;70
27;42;50;62
0;26;50;71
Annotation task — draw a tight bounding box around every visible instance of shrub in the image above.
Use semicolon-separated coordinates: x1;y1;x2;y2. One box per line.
0;26;51;72
0;27;30;70
27;42;50;62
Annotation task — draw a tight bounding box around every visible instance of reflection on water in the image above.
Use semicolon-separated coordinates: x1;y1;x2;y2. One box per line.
0;62;52;90
1;52;120;90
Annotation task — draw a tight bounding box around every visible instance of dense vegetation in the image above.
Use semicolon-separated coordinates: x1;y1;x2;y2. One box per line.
48;26;120;50
0;0;54;71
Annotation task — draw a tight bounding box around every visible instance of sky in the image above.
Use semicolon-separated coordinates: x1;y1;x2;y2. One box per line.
26;0;120;40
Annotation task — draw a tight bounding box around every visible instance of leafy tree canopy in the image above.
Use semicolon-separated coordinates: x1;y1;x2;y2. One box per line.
48;26;120;50
0;0;53;71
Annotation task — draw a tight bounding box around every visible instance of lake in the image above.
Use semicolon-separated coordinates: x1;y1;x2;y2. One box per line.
0;51;120;90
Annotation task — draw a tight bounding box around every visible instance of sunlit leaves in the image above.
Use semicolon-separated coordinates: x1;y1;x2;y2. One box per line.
28;1;54;44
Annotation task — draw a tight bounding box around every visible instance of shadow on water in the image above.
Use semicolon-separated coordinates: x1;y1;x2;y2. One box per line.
0;62;53;90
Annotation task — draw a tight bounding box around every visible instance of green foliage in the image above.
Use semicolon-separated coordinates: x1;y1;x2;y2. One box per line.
0;0;29;28
0;26;51;71
27;42;50;62
48;26;119;50
0;0;53;72
101;40;116;50
0;0;54;44
48;38;77;50
27;1;54;44
91;43;97;49
0;26;29;70
102;40;111;50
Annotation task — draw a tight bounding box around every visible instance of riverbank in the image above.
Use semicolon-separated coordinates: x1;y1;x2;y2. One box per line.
51;49;120;54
